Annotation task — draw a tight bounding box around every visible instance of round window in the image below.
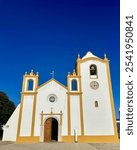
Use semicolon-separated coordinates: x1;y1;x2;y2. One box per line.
49;96;56;103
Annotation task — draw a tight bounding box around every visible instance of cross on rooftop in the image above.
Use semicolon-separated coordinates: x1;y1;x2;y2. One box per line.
50;70;55;78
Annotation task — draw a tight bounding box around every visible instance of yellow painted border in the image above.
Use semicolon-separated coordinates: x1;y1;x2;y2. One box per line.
16;136;39;143
16;135;119;143
21;92;38;95
38;78;67;90
77;59;84;136
80;57;108;63
16;95;24;139
17;73;39;141
67;94;71;136
106;61;119;141
62;135;119;143
31;94;37;136
16;52;119;143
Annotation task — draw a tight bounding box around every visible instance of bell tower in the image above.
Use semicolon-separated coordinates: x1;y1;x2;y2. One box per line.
22;69;39;93
16;70;39;142
67;54;84;137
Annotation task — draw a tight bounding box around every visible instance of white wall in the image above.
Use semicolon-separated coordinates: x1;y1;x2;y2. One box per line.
70;95;81;136
2;105;20;141
20;95;34;136
34;80;68;136
80;60;114;135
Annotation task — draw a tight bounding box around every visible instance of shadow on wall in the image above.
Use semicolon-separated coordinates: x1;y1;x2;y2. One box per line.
116;119;120;139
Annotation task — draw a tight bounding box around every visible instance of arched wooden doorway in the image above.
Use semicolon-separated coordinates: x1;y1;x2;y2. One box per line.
44;118;58;142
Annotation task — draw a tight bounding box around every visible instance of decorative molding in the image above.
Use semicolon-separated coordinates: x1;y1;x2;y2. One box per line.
38;78;67;90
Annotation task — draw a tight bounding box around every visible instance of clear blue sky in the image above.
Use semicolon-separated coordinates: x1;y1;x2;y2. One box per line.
0;0;120;117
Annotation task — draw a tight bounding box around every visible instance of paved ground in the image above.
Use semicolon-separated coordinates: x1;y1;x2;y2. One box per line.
0;142;120;150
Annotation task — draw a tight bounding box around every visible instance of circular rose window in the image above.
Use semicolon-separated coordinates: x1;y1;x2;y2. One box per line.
49;96;56;103
48;94;57;103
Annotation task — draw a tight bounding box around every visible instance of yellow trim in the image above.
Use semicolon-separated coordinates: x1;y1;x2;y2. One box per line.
34;74;39;90
106;61;119;141
62;136;74;142
67;74;70;92
42;112;63;115
67;92;83;95
40;111;63;125
23;73;39;92
24;75;38;77
67;61;84;136
17;72;39;142
67;73;71;136
76;53;118;142
17;135;119;143
31;94;37;136
16;95;24;139
77;58;80;76
38;78;68;90
67;94;71;136
16;136;39;143
62;135;119;143
79;94;84;135
16;52;118;143
21;92;38;95
22;74;26;92
77;59;84;136
68;75;81;78
17;75;26;140
80;57;108;63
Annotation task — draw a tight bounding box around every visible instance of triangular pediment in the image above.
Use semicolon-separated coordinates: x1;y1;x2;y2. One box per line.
38;78;67;90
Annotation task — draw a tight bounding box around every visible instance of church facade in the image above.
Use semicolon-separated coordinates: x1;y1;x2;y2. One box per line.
2;51;119;143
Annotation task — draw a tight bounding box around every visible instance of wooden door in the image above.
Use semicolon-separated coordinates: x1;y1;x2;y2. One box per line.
44;118;52;142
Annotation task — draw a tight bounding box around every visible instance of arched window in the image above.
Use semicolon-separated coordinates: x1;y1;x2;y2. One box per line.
90;64;97;78
95;101;99;107
71;79;77;91
27;79;34;91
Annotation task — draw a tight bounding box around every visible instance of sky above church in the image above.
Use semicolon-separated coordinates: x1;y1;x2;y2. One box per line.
0;0;120;117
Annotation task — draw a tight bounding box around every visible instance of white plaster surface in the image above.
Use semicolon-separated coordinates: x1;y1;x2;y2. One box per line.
80;60;114;135
20;95;34;136
2;52;116;142
34;80;68;136
2;105;20;141
70;95;81;136
82;51;97;59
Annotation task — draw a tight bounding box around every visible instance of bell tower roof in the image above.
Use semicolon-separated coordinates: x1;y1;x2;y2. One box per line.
82;51;97;59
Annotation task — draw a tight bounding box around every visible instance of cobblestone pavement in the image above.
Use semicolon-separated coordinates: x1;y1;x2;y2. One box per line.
0;142;120;150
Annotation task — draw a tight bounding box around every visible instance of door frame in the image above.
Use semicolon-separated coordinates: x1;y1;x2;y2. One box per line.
41;116;61;142
40;111;63;142
44;117;58;142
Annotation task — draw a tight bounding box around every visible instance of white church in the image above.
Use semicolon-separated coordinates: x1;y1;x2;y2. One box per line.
2;51;119;143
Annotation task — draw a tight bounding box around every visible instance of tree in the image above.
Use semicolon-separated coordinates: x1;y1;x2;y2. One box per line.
0;91;15;139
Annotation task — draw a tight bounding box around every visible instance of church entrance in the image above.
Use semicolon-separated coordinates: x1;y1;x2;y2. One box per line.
44;118;58;142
